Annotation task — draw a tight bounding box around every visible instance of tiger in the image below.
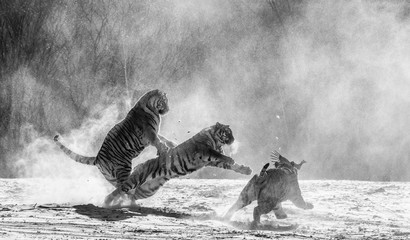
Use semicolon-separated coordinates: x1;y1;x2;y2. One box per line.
103;122;253;207
223;150;313;228
54;89;176;187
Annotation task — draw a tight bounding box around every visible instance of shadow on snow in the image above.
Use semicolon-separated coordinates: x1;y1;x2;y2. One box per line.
72;204;190;221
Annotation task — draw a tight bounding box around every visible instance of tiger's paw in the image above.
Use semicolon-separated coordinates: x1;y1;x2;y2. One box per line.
250;221;260;230
274;212;288;219
304;202;314;210
235;165;252;175
156;142;169;156
103;189;124;208
224;156;235;165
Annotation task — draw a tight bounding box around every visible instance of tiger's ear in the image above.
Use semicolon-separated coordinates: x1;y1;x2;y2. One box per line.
159;90;167;98
216;122;222;128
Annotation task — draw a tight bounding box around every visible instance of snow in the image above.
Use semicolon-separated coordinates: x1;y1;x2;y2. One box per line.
0;178;409;239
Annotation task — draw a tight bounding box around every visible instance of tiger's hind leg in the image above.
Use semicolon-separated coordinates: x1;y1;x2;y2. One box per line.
114;167;132;187
223;197;253;221
101;165;133;208
103;188;128;208
272;203;287;219
104;157;165;208
223;175;258;220
123;177;169;208
129;177;170;201
251;199;277;228
104;177;169;208
103;172;143;208
252;197;280;227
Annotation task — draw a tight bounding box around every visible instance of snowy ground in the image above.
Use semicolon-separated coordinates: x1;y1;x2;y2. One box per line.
0;178;409;239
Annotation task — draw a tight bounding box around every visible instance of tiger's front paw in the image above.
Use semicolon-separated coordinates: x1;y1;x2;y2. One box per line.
305;202;314;210
243;166;252;175
232;164;252;175
156;142;169;156
223;156;235;165
275;212;288;219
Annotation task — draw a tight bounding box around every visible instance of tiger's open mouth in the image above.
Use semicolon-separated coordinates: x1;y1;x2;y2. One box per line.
158;108;168;115
225;137;234;145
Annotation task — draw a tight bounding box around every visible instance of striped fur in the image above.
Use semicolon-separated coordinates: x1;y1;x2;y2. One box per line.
223;151;313;226
103;122;252;206
54;89;174;187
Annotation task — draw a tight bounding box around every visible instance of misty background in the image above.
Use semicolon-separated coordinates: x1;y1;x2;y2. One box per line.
1;0;409;182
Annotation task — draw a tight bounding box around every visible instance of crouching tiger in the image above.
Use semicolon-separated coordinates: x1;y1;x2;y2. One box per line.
54;89;175;187
223;151;313;228
103;122;252;207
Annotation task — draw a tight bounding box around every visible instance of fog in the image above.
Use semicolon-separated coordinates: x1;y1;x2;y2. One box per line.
282;1;410;181
1;0;409;183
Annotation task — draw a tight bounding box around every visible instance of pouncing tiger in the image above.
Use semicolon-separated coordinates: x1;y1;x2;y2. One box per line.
103;122;252;207
54;89;176;187
223;150;313;228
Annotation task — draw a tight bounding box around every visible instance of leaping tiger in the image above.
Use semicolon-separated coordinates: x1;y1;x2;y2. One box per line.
103;122;252;207
223;150;313;228
54;89;175;187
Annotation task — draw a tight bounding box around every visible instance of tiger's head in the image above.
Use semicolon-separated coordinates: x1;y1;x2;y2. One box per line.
213;122;235;146
137;89;169;115
274;161;298;174
271;150;306;174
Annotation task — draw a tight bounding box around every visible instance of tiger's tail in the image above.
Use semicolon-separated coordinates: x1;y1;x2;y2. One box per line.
259;163;270;176
53;135;96;165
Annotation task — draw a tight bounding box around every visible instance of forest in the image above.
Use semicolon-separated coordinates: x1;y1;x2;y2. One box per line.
1;0;409;180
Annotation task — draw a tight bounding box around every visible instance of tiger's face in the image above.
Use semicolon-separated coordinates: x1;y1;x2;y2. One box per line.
214;122;235;145
155;92;169;115
274;161;298;174
146;90;169;115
